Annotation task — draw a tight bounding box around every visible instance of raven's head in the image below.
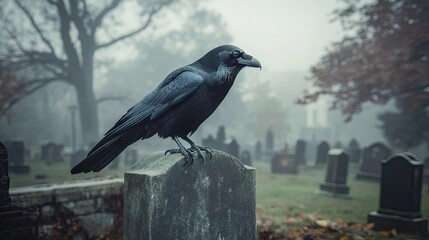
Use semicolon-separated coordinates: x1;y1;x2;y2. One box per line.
195;45;261;82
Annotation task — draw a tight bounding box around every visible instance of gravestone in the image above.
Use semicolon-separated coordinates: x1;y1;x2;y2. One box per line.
4;140;30;174
0;141;36;239
41;142;64;164
254;141;262;160
348;138;361;163
125;149;139;166
226;138;240;159
271;150;298;174
356;142;392;181
315;141;330;166
368;153;428;233
124;150;256;240
241;150;252;166
317;149;350;198
70;149;87;168
295;140;306;165
265;129;274;153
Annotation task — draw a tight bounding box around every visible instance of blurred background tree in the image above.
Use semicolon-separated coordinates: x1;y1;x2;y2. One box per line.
297;0;429;150
0;0;175;144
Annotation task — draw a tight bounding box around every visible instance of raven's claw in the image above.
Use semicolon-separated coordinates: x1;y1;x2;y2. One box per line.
165;148;194;165
190;145;212;162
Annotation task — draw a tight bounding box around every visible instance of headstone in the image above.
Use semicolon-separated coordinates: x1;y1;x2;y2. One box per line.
70;149;87;168
368;153;428;233
348;138;361;163
226;138;240;159
41;142;64;164
202;135;216;149
124;150;256;240
254;141;262;160
3;140;30;174
0;141;11;205
241;150;252;166
0;141;36;239
315;141;330;166
295;140;306;165
317;149;350;198
271;150;298;174
125;149;139;166
356;142;392;181
216;125;226;144
265;129;274;153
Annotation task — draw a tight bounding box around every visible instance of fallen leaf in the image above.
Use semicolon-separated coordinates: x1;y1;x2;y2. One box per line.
315;219;329;228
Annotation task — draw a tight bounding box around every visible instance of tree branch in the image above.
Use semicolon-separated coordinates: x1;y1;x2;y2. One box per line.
0;77;63;118
93;0;122;30
14;0;57;56
96;5;165;49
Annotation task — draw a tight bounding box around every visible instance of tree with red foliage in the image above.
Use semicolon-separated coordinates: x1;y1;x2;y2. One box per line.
297;0;429;149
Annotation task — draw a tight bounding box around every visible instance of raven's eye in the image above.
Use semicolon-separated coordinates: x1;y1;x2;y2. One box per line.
231;50;241;59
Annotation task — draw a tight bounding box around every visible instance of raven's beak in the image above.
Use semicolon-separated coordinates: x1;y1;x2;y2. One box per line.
237;53;262;69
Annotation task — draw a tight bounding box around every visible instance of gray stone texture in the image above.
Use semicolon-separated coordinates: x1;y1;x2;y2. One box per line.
124;150;256;240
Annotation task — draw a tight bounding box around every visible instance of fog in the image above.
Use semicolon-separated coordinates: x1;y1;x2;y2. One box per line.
0;0;426;157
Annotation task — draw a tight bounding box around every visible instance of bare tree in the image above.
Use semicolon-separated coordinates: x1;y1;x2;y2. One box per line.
0;0;174;144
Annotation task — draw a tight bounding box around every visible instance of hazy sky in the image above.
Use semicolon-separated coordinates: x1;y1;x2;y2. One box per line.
206;0;343;72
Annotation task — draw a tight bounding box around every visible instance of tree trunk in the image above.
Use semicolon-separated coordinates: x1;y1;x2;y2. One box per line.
75;77;99;146
76;44;99;146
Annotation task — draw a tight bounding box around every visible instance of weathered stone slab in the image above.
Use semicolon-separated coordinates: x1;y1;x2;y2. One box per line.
124;150;256;240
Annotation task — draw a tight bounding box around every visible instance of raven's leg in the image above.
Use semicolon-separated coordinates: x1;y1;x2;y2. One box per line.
181;136;212;162
165;136;194;164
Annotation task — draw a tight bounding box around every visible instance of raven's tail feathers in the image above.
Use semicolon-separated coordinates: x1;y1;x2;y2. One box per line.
70;136;129;174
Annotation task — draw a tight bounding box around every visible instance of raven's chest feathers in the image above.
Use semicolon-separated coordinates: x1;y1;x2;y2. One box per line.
156;74;235;137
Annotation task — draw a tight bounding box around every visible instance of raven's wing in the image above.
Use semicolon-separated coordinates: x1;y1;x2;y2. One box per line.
71;70;204;174
105;69;204;138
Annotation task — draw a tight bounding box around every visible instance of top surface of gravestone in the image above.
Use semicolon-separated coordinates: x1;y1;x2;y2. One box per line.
328;148;348;156
382;152;423;165
127;150;253;176
0;141;7;160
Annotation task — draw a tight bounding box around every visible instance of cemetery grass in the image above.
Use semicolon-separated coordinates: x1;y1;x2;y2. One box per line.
254;160;429;238
9;159;129;187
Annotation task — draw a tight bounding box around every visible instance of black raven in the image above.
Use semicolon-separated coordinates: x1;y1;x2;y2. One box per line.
71;45;261;174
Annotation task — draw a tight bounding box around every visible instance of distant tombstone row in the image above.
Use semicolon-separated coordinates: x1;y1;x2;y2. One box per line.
41;142;64;164
0;140;36;238
317;149;350;198
368;153;428;233
202;126;240;159
3;140;30;174
271;148;298;174
356;142;392;181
